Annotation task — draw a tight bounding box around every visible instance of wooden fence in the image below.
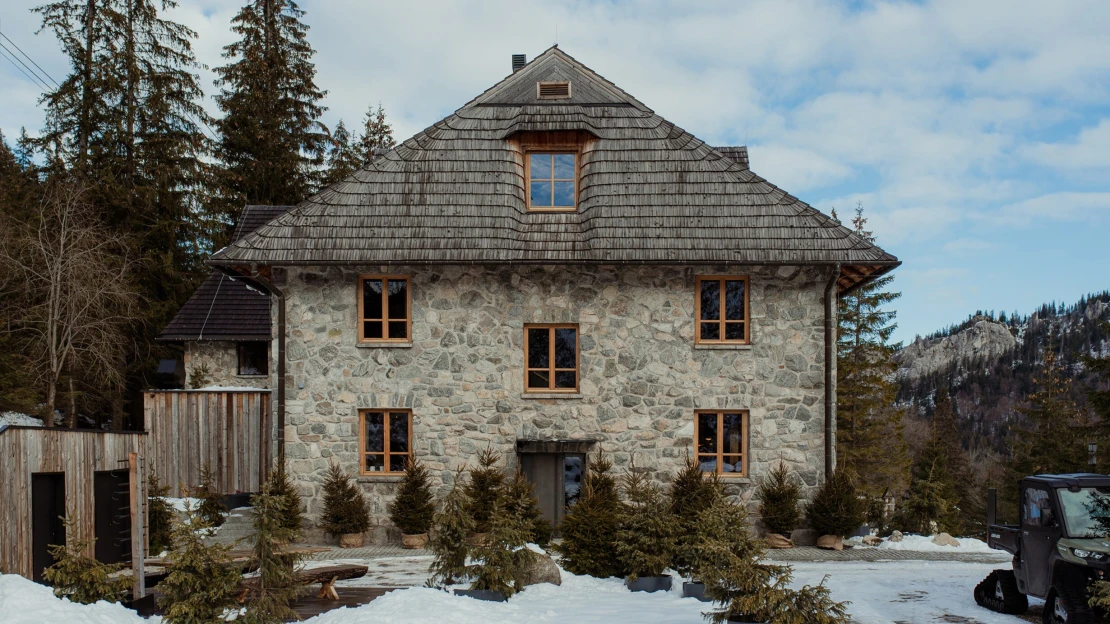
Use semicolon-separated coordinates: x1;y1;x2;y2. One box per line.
144;390;272;497
0;426;146;579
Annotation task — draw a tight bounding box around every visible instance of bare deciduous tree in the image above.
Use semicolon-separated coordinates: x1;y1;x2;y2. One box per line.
0;180;138;426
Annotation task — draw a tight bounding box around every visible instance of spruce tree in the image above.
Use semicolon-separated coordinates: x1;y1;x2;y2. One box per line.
428;468;474;587
500;469;552;547
148;470;174;554
243;480;302;624
805;470;865;538
903;388;972;534
196;463;227;528
158;499;240;623
555;451;627;578
467;483;533;597
465;445;505;534
758;461;802;536
836;203;909;497
319;463;370;537
388;459;436;535
617;470;677;581
322;120;361;186
267;463;304;538
670;454;722;577
42;517;131;604
898;457;951;535
356;102;396;162
212;0;329;241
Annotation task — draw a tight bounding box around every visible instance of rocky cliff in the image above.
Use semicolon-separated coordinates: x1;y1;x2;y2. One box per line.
895;317;1017;382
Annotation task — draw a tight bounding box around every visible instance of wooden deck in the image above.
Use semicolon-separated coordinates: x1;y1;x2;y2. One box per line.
290;587;395;620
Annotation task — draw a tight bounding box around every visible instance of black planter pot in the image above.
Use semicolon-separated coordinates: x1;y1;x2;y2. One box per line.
625;575;672;593
726;615;768;623
682;581;711;602
453;589;508;602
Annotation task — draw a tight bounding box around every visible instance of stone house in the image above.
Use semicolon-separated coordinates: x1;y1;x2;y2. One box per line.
200;47;898;541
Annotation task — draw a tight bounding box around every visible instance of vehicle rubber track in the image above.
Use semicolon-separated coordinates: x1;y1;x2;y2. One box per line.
974;569;1028;615
1043;583;1095;624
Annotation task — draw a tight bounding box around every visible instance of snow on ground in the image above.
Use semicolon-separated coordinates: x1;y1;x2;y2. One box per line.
0;411;44;427
846;533;996;553
163;497;203;512
305;556;435;588
0;574;156;624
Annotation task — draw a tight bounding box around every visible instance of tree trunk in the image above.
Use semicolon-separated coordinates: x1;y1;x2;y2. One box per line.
111;398;124;431
67;377;77;428
44;382;57;427
78;0;97;173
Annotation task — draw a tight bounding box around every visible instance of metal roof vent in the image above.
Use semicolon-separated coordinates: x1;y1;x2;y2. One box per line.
512;54;526;72
537;81;571;100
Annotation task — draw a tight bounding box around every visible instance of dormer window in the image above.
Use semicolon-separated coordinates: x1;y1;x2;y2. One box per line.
528;152;576;210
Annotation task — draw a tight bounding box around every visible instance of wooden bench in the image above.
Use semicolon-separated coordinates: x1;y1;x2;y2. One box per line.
238;564;369;601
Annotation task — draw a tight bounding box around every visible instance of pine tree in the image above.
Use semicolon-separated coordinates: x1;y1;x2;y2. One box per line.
836;203;909;497
555;451;627;578
196;463;227;528
158;498;241;623
0;131;39;415
759;460;802;536
148;470;174;554
212;0;328;243
267;463;304;538
243;480;302;624
322;119;361;186
500;469;553;547
898;457;951;535
617;469;677;581
805;470;865;538
428;468;474;587
319;463;370;537
42;517;131;604
903;388;972;534
356;102;396;163
464;445;505;534
670;454;722;577
467;482;533;597
388;459;435;535
1083;321;1110;465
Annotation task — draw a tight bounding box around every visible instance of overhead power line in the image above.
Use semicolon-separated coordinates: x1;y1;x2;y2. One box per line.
0;30;58;88
0;42;51;92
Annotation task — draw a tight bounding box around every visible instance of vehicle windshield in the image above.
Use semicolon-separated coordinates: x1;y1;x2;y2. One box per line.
1057;487;1110;538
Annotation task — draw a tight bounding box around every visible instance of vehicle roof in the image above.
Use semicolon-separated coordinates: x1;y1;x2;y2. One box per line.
1026;473;1110;489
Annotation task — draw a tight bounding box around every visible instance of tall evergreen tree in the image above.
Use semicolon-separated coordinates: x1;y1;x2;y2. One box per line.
356;102;395;162
0;132;39;414
906;388;974;534
322;119;360;186
212;0;328;245
836;203;909;497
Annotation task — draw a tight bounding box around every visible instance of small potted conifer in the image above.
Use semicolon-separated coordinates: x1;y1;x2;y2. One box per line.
455;477;533;601
805;470;865;551
429;468;475;588
555;450;628;579
464;445;504;545
618;468;678;592
670;454;723;600
388;458;436;549
757;460;801;548
319;463;371;548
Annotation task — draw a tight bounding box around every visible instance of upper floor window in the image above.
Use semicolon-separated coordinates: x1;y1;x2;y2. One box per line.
359;409;412;474
696;410;749;477
528;152;576;211
525;324;579;392
237;342;268;376
358;275;411;343
696;276;750;344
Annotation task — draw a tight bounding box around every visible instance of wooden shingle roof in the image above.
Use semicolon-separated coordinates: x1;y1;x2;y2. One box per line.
210;47;898;292
159;205;292;341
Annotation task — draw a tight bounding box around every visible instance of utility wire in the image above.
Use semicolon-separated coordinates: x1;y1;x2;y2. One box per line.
0;43;51;92
0;30;58;88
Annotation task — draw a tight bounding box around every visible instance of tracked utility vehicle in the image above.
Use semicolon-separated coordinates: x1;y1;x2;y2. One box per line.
976;474;1110;624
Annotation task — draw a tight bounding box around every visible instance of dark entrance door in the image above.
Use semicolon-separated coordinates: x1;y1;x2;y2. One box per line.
520;453;585;528
32;472;66;582
94;469;132;565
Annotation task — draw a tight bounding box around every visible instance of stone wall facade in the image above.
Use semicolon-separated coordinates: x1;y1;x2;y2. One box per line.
184;340;271;389
273;264;832;543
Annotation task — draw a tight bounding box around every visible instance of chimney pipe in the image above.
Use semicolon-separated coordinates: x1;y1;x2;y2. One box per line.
512;54;526;73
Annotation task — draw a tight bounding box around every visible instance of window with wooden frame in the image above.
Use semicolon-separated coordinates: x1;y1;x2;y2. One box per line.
526;152;577;210
524;324;579;392
695;410;749;477
236;342;268;376
695;276;750;344
358;275;411;342
359;409;412;474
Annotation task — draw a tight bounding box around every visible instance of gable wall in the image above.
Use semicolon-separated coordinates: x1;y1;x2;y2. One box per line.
184;340;271;389
275;264;830;543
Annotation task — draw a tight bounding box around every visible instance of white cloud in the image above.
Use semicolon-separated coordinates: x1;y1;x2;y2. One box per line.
1025;119;1110;170
994;192;1110;226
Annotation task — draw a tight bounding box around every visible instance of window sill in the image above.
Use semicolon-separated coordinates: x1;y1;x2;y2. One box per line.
711;475;751;483
693;343;753;351
356;475;405;484
521;393;583;400
236;374;269;379
356;342;413;349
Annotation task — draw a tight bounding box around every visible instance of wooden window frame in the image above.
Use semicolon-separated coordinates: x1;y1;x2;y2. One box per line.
358;409;413;476
357;274;412;343
525;150;579;212
694;410;750;478
236;341;269;376
523;323;580;393
694;275;751;345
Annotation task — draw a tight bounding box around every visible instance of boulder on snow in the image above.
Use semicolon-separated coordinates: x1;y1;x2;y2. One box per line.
862;535;882;546
932;532;960;548
790;528;818;547
765;533;794;549
889;530;904;542
816;535;843;551
515;550;562;587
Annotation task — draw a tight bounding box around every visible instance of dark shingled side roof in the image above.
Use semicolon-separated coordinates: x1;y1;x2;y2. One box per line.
158;205;292;341
210;47;898;292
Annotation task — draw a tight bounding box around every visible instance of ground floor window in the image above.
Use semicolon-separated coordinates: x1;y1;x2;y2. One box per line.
359;409;412;474
524;324;579;392
695;410;749;477
237;342;268;376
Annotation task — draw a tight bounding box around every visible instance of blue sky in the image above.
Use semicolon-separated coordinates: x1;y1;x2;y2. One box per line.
2;0;1107;344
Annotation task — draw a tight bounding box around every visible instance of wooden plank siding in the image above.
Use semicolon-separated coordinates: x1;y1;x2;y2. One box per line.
0;426;147;579
143;390;272;498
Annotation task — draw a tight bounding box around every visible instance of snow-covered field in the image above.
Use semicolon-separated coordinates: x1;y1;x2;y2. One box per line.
0;557;1036;624
0;411;45;427
846;533;997;553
